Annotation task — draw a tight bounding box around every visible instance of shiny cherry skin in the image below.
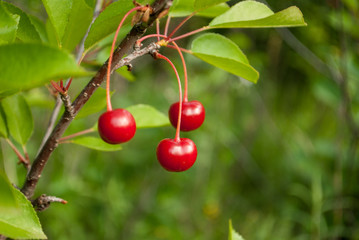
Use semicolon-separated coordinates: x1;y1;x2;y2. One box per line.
156;138;197;172
98;109;136;144
168;100;205;132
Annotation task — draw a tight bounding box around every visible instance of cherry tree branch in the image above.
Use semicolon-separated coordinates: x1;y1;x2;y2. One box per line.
21;0;172;199
37;0;104;153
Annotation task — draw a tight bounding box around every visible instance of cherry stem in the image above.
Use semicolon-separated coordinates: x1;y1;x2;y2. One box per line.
167;12;196;39
58;128;95;143
156;19;160;41
164;15;171;36
166;44;192;54
171;41;188;102
167;26;209;43
137;33;167;46
156;53;182;142
106;5;143;112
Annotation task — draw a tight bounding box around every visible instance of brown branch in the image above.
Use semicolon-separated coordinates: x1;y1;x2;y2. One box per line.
60;93;74;118
21;0;172;199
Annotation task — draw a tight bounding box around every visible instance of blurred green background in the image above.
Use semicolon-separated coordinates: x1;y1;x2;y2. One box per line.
2;0;359;239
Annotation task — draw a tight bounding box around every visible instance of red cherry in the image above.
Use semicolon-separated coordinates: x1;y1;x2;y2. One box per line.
98;109;136;144
169;100;205;132
156;138;197;172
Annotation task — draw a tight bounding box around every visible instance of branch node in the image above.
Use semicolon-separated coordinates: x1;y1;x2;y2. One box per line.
127;64;133;71
60;93;74;118
32;194;68;212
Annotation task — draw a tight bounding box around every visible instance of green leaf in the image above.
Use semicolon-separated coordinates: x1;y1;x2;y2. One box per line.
77;88;109;118
209;0;307;28
41;0;72;44
45;19;59;46
41;0;94;49
2;2;41;42
1;94;33;145
28;15;48;43
116;66;136;82
170;0;195;17
228;219;245;240
84;0;134;51
0;106;8;138
170;0;228;17
197;3;229;18
61;0;94;51
0;145;3;171
126;104;170;128
191;33;259;83
0;173;46;239
0;170;16;209
0;43;89;97
0;2;19;43
194;0;227;11
71;136;123;151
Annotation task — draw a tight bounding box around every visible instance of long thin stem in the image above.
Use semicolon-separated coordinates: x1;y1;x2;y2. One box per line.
5;139;29;170
166;44;192;54
164;15;171;36
167;12;196;39
171;41;188;102
156;53;182;142
58;128;95;143
168;26;209;43
137;33;167;46
156;19;161;41
106;6;143;111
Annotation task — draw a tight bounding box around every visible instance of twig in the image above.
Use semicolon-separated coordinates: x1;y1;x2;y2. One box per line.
276;28;332;80
5;139;30;171
115;42;160;69
21;0;173;199
77;0;104;64
58;128;95;143
38;0;104;153
31;194;67;212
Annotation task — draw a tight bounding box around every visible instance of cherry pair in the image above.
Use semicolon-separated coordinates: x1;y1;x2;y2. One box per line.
156;100;205;172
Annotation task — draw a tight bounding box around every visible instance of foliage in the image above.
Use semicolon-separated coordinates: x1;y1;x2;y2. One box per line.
0;171;46;239
1;0;358;239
